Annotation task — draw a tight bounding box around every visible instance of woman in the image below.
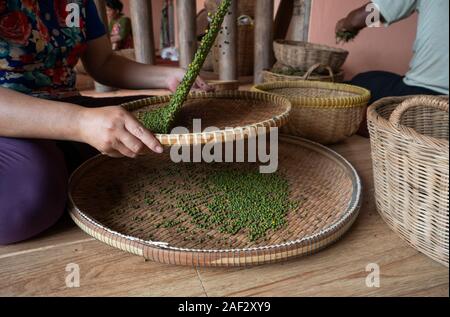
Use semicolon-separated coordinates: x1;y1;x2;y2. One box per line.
0;0;211;245
106;0;132;51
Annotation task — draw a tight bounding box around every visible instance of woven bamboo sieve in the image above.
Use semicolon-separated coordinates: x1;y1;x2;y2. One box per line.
68;135;362;267
367;95;449;267
252;81;371;145
213;24;254;76
262;63;345;83
120;91;291;146
273;40;349;73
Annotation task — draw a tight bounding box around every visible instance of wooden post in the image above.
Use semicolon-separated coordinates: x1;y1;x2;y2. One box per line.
93;0;115;92
254;0;274;84
176;0;197;69
218;0;238;80
130;0;156;64
274;0;294;41
289;0;312;41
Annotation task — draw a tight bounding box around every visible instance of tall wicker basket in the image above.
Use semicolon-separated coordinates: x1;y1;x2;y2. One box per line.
367;95;449;267
252;81;371;144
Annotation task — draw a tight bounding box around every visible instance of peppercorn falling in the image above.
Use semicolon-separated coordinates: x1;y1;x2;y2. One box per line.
141;0;232;134
336;30;358;44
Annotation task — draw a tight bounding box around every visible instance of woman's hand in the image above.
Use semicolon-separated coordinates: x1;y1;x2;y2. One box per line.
165;67;214;93
78;106;163;158
336;17;358;34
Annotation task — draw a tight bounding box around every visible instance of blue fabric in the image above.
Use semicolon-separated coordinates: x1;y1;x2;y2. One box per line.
0;0;106;98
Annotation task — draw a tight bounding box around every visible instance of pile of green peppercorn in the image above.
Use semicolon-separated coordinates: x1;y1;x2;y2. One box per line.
141;0;232;134
143;165;304;244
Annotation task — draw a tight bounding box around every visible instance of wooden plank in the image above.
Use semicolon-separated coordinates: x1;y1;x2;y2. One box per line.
0;216;89;258
176;0;197;68
0;240;206;297
218;0;238;80
130;0;156;64
254;0;275;83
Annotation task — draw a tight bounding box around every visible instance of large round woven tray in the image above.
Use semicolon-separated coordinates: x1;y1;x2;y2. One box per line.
122;91;291;146
69;135;362;267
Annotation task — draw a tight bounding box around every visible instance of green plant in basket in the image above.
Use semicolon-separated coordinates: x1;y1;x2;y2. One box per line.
141;0;232;134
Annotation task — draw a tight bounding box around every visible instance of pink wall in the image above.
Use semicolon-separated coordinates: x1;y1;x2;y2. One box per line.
309;0;418;79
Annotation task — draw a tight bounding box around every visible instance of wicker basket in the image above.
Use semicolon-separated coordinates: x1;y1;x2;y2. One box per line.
252;81;371;144
273;40;349;73
367;96;449;267
262;63;345;83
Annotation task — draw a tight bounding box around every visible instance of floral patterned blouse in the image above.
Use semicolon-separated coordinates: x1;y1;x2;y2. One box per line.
0;0;105;99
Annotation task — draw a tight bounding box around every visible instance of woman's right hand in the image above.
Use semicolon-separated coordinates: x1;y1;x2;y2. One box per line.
78;106;163;158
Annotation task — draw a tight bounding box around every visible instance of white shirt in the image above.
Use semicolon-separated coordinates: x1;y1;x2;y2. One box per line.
372;0;449;94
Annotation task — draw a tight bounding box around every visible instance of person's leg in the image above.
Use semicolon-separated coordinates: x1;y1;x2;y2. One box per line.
349;71;441;136
0;138;68;245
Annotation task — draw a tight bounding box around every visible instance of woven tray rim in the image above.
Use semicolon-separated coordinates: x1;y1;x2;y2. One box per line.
252;80;371;109
120;91;292;145
68;135;362;255
274;39;349;54
367;95;449;150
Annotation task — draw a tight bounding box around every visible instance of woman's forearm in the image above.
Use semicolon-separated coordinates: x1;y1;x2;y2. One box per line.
90;53;179;90
82;35;181;90
0;87;84;141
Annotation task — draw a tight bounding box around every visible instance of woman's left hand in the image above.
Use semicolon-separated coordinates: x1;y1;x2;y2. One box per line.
165;68;214;93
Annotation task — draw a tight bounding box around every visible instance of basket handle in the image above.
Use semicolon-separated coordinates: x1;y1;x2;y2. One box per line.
303;63;335;82
389;96;449;127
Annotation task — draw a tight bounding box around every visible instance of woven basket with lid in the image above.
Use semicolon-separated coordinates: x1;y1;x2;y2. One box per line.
273;40;349;73
252;81;371;145
367;95;449;267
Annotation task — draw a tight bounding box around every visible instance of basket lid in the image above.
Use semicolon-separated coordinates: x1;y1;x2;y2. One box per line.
252;81;371;109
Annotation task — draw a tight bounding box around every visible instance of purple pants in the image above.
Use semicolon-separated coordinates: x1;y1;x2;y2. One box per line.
0;95;148;245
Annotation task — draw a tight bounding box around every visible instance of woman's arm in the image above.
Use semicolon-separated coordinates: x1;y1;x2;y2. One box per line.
336;2;386;34
81;35;211;92
0;87;163;157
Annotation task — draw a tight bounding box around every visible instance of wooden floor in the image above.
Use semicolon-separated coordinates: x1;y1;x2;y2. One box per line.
0;89;448;297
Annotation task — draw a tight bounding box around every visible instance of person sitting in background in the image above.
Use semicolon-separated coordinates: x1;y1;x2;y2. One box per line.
336;0;449;135
106;0;132;51
0;0;211;245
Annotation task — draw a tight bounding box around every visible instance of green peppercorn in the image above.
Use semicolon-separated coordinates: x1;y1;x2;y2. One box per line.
140;0;232;134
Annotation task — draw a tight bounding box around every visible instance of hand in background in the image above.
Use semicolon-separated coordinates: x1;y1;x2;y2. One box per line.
165;67;215;93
